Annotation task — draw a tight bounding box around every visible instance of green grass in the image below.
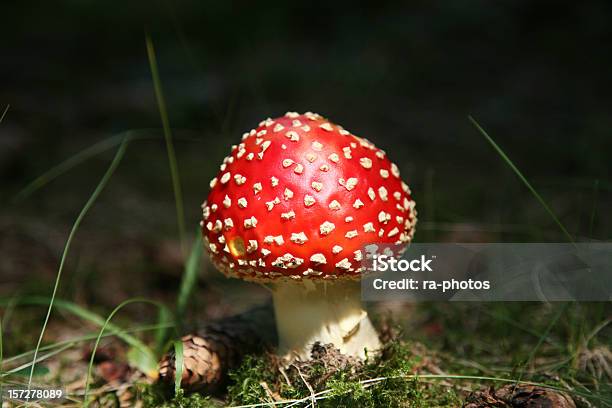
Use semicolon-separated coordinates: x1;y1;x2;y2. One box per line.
469;116;574;243
173;340;184;396
84;298;171;405
146;34;187;255
176;232;203;330
26;138;129;397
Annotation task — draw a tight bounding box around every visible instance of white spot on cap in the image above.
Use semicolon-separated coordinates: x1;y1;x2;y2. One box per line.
391;163;400;178
290;232;308;244
253;182;263;195
285;131;300;141
304;195;316;207
273;235;284;245
378;186;388;201
244;216;258;229
332;245;343;254
345;230;358;239
335;258;351;270
363;222;375;232
247;240;258;253
342;147;352;159
345;216;354;223
378;211;390;224
213;220;222;233
292;119;302;127
281;210;295;220
246;153;254;161
319;122;334;131
285;111;299;118
210;204;218;212
282;159;294;168
209;177;218;188
223;195;231;208
220;172;231;184
301;125;311;132
312;141;323;151
234;174;247;185
265;197;280;211
393;191;402;201
354;250;363;262
273;124;284;132
388;227;399;237
401;181;410;193
261;141;271;153
306;153;317;163
380;169;389;179
261;248;271;257
271;253;303;269
319;164;330;172
311;181;323;192
328;153;339;163
209;243;218;254
368;188;376;201
359;157;372;169
284;188;294;200
376;150;386;159
353;199;364;209
294;164;304;174
237;197;248;208
319;221;335;235
310;253;327;264
271;176;279;187
329;200;341;210
342;177;358;191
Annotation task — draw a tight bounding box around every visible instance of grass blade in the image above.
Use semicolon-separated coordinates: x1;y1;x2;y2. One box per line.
173;340;184;395
27;139;129;393
12;130;156;203
84;298;166;406
145;34;187;254
0;104;9;123
468;116;574;242
0;322;174;367
176;232;203;326
2;296;155;362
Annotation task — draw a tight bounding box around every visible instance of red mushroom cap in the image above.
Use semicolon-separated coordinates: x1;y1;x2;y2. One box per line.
201;112;417;282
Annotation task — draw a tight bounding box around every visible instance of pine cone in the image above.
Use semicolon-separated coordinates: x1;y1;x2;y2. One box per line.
159;303;276;392
464;384;576;408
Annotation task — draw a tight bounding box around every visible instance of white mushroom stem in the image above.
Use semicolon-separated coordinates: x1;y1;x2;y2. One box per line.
271;280;381;361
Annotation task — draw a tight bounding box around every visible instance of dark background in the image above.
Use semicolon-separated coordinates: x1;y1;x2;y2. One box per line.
1;1;611;311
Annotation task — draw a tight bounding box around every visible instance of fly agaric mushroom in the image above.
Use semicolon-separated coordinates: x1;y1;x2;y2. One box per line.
201;112;416;360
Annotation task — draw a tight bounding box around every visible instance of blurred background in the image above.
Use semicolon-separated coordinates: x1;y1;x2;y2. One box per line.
1;0;611;378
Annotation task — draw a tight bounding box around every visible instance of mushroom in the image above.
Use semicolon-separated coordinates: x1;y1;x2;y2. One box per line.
201;112;417;360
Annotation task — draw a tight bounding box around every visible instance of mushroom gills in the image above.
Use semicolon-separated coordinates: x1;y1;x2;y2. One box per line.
272;280;381;361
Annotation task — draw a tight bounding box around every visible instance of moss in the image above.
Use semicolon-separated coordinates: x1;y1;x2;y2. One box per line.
226;340;462;407
141;383;220;408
